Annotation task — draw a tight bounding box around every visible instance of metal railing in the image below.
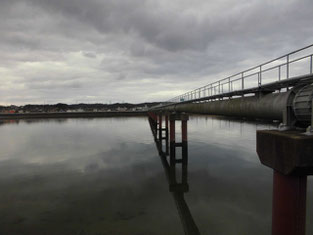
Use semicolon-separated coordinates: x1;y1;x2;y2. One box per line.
168;44;313;103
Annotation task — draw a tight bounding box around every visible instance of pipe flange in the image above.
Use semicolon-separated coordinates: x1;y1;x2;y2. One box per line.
293;84;313;124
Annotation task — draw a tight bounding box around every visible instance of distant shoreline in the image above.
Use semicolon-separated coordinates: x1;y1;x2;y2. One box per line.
0;111;147;120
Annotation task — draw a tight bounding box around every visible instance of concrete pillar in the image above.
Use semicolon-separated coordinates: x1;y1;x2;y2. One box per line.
257;130;313;235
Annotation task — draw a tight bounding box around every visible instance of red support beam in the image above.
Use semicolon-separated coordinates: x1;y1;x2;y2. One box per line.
272;171;307;235
165;115;169;155
257;130;313;235
170;117;176;166
182;120;188;142
159;114;162;141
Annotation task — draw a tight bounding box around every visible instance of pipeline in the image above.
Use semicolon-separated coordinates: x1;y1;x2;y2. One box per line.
153;84;313;125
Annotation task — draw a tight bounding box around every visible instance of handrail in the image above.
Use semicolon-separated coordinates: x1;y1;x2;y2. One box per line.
166;44;313;103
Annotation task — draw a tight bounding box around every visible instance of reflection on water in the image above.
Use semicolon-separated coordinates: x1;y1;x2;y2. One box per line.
148;115;200;235
0;116;312;235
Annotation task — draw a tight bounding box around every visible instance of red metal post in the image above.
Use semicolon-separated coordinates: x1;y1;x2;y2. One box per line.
182;120;187;142
165;115;169;155
272;171;307;235
181;118;188;179
170;115;176;166
159;114;162;141
257;130;313;235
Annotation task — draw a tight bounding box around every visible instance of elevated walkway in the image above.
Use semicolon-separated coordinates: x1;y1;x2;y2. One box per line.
154;44;313;108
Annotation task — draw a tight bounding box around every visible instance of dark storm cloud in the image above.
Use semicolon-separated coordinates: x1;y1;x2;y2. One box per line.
25;0;313;52
0;0;313;104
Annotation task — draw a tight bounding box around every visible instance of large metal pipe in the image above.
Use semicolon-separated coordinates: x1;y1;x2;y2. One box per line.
155;85;313;124
158;92;290;120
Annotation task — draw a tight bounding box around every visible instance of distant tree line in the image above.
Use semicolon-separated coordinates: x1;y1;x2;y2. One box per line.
0;102;162;113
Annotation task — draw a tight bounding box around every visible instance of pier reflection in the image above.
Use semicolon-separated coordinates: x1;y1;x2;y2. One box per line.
148;113;200;235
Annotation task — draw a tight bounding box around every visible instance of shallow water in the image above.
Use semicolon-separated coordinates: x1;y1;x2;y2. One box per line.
0;116;312;235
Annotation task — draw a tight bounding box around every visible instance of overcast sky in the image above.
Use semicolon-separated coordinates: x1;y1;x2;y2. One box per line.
0;0;313;105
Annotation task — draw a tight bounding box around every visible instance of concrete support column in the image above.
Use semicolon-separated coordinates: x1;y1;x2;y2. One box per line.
257;130;313;235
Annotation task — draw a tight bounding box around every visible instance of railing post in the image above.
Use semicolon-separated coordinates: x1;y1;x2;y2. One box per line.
310;55;313;74
287;54;290;79
260;65;262;86
241;72;244;90
218;81;221;94
279;66;281;81
228;77;231;92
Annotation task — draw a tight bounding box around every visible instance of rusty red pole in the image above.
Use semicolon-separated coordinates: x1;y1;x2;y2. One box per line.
159;114;162;141
154;113;158;132
181;115;189;183
272;171;307;235
181;118;188;165
257;130;313;235
182;120;187;142
169;114;176;166
165;115;169;155
155;114;159;137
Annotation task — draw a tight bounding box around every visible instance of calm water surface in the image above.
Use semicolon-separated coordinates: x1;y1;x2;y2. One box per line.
0;116;312;235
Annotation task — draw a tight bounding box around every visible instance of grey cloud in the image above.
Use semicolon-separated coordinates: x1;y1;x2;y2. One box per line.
28;80;83;90
23;0;313;53
82;51;97;58
0;0;312;105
